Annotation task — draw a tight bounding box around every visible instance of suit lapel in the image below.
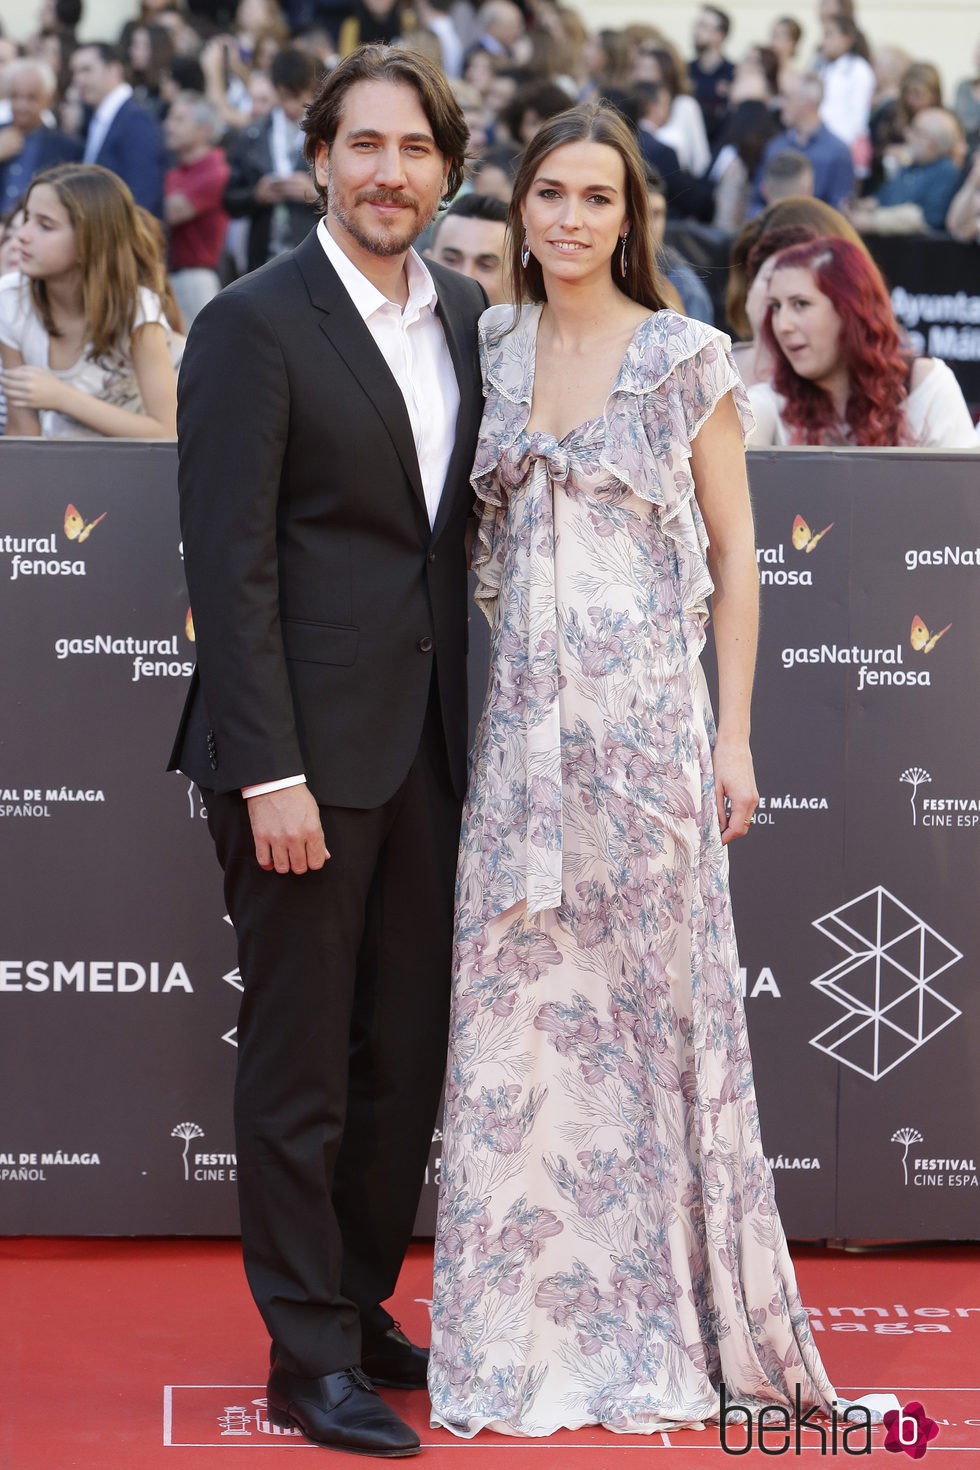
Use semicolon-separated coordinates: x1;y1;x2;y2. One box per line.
294;233;427;512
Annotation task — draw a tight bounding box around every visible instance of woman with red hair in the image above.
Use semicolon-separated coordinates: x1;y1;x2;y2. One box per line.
747;236;976;447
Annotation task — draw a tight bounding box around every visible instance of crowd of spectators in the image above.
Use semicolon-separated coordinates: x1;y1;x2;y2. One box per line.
0;0;977;442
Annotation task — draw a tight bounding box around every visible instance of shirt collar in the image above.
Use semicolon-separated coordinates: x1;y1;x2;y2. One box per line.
791;124;820;146
93;82;133;126
317;215;437;324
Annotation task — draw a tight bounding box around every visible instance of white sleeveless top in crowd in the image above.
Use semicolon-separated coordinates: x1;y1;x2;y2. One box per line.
746;361;979;449
0;272;182;439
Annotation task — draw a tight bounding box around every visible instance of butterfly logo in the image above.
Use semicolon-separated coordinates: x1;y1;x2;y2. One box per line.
910;615;951;653
791;514;833;554
64;503;107;544
185;608;195;643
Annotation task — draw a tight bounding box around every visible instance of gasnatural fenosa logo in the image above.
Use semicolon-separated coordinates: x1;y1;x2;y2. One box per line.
755;513;834;588
792;514;833;554
910;615;950;653
4;502;107;580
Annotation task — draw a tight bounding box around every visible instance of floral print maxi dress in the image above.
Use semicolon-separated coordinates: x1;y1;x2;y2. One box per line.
428;304;836;1437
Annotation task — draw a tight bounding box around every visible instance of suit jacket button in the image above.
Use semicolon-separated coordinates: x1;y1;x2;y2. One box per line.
417;636;434;653
427;551;436;563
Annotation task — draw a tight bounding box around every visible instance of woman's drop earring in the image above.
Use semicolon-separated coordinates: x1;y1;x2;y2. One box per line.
619;232;629;278
521;232;530;269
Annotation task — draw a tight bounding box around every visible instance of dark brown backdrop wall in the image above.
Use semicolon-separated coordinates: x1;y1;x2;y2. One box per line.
0;443;977;1240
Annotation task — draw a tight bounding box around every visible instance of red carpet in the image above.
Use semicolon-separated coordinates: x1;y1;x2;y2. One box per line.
4;1237;977;1467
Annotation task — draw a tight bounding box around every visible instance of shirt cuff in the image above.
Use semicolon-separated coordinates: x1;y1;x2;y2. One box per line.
241;775;306;798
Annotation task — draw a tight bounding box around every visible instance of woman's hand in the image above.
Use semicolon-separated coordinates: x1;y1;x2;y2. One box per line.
1;365;66;413
745;254;777;344
713;733;759;844
691;391;760;843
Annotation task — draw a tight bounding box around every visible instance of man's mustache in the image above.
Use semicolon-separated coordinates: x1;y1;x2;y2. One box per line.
357;189;418;210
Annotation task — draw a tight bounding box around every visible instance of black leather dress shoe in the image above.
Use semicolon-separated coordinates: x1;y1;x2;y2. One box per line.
266;1364;421;1457
360;1326;429;1390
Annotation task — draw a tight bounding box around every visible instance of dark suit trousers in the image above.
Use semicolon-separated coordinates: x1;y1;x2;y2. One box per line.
203;679;461;1376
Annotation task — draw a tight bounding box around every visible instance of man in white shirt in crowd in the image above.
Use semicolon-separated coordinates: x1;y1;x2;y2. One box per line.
71;41;165;216
223;47;322;274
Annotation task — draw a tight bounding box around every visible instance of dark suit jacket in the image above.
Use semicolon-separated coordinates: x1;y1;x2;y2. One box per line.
169;228;486;809
0;127;83;212
90;97;165;217
637;131;702;220
224;114;319;274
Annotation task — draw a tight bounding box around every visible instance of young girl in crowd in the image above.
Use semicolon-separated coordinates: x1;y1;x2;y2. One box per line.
0;204;25;274
748;235;976;447
0;202;26;436
0;163;178;439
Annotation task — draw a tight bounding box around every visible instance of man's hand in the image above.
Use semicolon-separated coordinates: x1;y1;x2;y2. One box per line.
0;125;24;162
278;171;315;203
254;173;284;205
846;198;877;230
246;784;330;873
164;190;197;225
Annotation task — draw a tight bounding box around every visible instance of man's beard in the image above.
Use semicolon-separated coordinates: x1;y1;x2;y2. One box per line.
327;182;436;258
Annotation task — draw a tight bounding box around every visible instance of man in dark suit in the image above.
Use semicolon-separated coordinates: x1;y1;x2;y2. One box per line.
170;44;485;1460
224;48;321;274
0;59;82;215
71;41;165;216
630;82;700;219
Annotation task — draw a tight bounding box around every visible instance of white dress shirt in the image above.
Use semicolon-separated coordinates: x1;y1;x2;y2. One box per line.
428;14;465;77
317;217;459;528
242;217;460;800
83;83;134;164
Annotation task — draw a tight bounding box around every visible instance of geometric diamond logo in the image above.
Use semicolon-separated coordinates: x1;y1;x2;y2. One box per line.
221;913;240;1049
809;886;962;1081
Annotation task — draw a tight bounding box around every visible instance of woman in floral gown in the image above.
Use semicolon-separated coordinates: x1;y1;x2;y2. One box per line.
428;102;837;1437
